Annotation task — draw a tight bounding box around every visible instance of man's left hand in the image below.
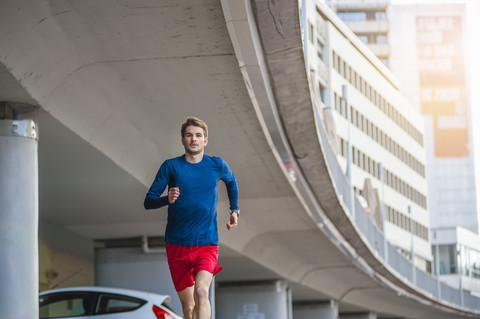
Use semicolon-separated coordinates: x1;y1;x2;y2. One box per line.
226;212;238;230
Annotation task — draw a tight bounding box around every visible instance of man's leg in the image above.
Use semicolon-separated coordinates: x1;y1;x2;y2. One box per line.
193;270;214;319
177;286;195;319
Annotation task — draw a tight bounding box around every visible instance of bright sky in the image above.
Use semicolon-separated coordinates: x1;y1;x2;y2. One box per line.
392;0;480;212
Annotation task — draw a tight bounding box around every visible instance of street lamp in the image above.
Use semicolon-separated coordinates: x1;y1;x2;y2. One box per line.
434;230;441;297
408;205;416;284
458;246;464;306
379;163;388;263
343;85;355;220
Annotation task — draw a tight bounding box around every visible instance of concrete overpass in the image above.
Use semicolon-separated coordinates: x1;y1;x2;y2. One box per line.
0;0;479;318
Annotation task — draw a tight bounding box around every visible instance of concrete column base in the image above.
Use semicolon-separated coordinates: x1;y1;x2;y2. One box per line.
341;312;377;319
293;300;339;319
216;280;292;319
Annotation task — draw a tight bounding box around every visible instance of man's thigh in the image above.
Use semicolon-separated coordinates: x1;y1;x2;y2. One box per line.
194;270;214;291
166;244;195;291
166;244;221;291
192;245;219;277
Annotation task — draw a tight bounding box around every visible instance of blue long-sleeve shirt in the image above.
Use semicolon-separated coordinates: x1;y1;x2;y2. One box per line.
144;154;239;246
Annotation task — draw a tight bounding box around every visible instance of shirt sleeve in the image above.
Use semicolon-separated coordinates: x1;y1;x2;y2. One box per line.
144;161;171;210
220;159;239;210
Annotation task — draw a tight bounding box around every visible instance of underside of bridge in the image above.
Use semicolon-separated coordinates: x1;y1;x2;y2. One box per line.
0;0;478;318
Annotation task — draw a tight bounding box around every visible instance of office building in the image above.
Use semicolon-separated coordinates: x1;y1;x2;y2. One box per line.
327;0;480;291
389;1;480;293
306;0;432;271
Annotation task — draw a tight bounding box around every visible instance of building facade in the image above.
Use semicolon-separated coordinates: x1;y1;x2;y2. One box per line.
328;0;478;235
388;1;480;293
306;0;432;271
326;0;480;291
388;2;478;234
326;0;391;67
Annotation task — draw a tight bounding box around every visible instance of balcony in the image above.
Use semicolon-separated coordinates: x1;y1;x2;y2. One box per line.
367;43;391;57
344;20;389;34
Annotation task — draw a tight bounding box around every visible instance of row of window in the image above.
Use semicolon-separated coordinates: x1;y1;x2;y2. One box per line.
332;51;424;145
386;204;429;240
334;92;426;177
339;137;427;209
357;34;388;45
337;11;387;22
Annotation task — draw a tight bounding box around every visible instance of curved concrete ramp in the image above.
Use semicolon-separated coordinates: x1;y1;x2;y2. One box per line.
0;0;479;318
247;0;480;318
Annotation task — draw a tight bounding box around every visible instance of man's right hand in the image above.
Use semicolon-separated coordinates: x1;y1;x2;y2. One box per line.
168;187;180;204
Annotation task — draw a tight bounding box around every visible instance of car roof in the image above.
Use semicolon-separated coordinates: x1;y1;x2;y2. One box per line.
39;286;170;302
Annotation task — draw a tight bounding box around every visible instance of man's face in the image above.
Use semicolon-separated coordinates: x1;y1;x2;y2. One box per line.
182;125;208;156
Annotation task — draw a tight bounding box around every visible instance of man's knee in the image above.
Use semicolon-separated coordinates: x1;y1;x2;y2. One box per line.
194;285;209;303
181;301;195;317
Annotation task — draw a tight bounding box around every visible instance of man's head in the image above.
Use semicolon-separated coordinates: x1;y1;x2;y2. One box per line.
181;116;208;138
181;117;208;156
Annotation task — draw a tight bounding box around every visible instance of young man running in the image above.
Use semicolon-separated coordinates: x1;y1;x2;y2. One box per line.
144;116;239;319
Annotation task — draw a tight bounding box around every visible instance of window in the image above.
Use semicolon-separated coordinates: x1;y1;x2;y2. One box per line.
375;11;387;21
357;35;368;44
337;12;367;22
341;99;347;118
436;245;458;275
40;292;93;318
317;40;324;60
95;294;146;314
376;35;387;44
309;22;314;43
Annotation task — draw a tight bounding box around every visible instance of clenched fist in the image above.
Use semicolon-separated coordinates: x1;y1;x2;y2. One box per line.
168;187;180;204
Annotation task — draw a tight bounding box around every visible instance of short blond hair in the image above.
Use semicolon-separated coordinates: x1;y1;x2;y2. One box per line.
181;116;208;138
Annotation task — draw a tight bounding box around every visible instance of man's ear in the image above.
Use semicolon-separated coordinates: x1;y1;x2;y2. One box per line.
204;137;208;146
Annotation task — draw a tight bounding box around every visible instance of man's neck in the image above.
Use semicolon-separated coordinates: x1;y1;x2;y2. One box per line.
184;152;204;164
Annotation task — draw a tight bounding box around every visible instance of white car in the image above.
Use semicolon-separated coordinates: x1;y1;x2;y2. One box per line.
39;286;183;319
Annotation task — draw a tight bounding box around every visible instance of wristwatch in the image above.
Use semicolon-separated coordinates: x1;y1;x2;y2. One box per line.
230;209;240;216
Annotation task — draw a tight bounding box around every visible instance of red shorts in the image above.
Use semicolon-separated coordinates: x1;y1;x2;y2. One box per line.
166;243;223;292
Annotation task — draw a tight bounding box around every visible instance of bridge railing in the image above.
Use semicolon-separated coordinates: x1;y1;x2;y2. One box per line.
311;88;480;310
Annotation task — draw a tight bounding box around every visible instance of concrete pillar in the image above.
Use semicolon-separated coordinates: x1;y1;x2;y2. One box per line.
216;280;292;319
94;239;181;311
340;312;377;319
293;300;339;319
0;102;39;319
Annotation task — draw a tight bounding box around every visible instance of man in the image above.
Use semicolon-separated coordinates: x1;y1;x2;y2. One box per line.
144;116;239;319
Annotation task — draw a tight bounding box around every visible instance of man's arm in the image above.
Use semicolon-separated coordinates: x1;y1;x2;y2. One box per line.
220;159;239;230
144;161;171;210
220;160;239;209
